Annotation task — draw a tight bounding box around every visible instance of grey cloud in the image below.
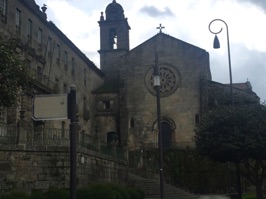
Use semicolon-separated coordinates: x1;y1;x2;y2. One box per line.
139;5;174;17
236;0;266;12
211;43;266;101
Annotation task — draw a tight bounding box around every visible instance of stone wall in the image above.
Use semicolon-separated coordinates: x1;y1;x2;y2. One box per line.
119;33;211;150
0;147;128;193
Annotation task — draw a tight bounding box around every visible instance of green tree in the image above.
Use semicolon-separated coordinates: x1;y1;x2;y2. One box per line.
0;34;28;106
195;104;266;199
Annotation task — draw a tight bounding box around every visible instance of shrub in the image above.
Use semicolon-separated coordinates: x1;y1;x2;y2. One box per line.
30;190;45;199
135;188;145;199
243;193;266;199
30;189;69;199
0;191;30;199
0;184;145;199
78;183;143;199
85;184;116;199
77;186;91;199
127;188;143;199
44;189;69;199
108;184;130;199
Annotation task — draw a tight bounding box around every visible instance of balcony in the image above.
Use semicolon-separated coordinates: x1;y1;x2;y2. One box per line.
27;67;58;93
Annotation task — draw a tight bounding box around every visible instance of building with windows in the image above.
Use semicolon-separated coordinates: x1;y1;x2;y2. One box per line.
0;0;105;147
0;0;260;192
94;0;259;152
0;0;259;153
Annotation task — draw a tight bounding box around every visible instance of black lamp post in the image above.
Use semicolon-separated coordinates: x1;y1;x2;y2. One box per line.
153;52;164;199
68;85;77;199
209;19;234;106
209;19;242;199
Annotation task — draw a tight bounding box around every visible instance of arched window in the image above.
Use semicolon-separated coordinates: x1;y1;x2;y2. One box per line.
109;28;117;49
161;121;172;149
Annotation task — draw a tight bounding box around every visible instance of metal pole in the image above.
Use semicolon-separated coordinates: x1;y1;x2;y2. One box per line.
68;85;77;199
225;24;234;106
154;52;164;199
209;19;242;199
208;19;234;106
156;86;164;199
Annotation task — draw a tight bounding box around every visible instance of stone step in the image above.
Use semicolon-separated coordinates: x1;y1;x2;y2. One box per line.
128;173;200;199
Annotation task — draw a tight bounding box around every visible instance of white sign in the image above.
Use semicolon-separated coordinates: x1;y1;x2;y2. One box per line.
32;94;68;120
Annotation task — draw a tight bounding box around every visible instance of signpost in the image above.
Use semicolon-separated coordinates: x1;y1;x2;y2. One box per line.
32;85;77;199
32;94;68;120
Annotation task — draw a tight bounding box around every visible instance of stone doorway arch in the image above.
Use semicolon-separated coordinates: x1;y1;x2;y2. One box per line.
161;121;171;149
152;118;175;149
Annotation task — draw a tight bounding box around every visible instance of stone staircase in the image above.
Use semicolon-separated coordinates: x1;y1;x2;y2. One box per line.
128;173;200;199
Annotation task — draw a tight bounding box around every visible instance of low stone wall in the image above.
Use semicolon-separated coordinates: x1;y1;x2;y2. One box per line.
0;147;128;193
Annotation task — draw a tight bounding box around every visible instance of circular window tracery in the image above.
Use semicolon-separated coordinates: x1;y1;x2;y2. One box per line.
145;64;180;98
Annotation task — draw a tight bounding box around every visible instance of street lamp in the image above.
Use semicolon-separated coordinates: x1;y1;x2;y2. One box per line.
208;19;234;106
153;52;164;199
209;19;242;199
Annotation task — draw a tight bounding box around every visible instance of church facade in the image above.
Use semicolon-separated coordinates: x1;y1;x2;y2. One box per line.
0;0;261;192
95;0;211;151
0;0;259;153
95;0;259;152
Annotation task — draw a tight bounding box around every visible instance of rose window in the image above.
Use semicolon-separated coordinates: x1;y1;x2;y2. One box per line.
145;65;180;98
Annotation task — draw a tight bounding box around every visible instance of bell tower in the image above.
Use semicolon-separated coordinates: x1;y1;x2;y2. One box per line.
98;0;130;78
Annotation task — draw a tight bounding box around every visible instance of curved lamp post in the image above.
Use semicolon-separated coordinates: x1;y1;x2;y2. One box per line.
208;19;234;106
209;19;242;199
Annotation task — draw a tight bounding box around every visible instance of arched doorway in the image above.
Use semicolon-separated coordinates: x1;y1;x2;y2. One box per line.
161;121;172;149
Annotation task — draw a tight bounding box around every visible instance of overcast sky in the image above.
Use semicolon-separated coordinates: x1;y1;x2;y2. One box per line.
35;0;266;102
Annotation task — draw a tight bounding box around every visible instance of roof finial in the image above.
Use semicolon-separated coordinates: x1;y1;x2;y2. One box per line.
100;11;104;21
41;4;47;13
156;24;165;33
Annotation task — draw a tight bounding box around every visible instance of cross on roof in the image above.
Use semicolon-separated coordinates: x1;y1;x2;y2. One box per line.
156;24;165;33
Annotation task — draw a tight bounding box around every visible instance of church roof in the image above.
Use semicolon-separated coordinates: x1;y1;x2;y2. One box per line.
105;0;125;21
122;32;208;58
226;81;253;91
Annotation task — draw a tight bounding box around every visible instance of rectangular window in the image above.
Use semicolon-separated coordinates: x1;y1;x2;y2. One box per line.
83;97;90;120
15;8;21;32
27;19;32;39
103;100;111;110
71;58;75;76
0;0;7;22
47;37;52;57
64;51;68;70
37;66;42;79
54;77;60;93
56;44;60;63
84;68;86;86
38;28;42;46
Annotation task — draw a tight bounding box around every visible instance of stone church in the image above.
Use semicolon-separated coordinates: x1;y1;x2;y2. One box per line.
94;0;259;152
0;0;258;153
95;0;210;151
0;0;260;191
